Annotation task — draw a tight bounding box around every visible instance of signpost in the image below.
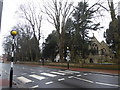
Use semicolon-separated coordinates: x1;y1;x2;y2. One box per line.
9;30;17;88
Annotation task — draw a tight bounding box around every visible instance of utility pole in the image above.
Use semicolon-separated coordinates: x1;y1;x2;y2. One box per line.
9;30;17;88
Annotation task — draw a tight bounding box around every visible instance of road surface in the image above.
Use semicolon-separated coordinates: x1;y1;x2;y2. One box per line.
1;63;120;89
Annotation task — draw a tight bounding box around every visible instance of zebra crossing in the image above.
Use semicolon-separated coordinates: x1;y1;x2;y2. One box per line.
17;76;33;84
40;72;57;77
29;74;46;80
16;70;81;84
14;69;120;88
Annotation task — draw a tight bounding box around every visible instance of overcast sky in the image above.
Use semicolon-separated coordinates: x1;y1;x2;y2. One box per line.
0;0;119;56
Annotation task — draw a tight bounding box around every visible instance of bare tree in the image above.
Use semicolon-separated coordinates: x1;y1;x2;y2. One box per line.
43;0;74;62
107;0;116;20
16;1;43;61
18;1;42;43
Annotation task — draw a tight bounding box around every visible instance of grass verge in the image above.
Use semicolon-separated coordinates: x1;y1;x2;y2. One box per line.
16;61;120;70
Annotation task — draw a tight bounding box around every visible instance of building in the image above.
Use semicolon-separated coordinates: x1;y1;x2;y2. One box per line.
88;35;114;63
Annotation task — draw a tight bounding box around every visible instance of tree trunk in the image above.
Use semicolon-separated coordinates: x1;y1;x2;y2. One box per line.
58;35;64;62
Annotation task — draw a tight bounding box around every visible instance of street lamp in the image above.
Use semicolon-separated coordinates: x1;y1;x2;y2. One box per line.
9;30;17;88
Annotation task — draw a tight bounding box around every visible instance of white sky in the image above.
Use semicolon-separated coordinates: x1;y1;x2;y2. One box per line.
0;0;119;56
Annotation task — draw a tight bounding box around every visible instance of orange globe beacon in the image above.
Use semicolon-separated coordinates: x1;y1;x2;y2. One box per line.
11;30;17;36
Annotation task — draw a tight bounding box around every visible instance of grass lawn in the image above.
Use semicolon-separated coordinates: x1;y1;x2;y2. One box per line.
16;61;120;70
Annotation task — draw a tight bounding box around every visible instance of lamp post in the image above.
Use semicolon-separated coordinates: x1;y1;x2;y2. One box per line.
9;30;17;88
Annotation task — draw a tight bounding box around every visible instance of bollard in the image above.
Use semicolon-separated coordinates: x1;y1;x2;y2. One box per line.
9;30;17;88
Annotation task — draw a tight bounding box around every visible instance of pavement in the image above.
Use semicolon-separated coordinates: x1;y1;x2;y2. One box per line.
0;64;120;89
0;66;17;89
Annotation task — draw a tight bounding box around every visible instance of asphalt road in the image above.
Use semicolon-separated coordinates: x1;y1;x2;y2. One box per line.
1;63;120;89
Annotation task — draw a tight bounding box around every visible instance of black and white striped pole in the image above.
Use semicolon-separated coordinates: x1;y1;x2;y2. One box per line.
9;30;17;88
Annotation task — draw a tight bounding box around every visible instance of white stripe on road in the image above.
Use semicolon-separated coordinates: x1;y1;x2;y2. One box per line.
50;71;65;75
59;70;73;74
65;70;80;73
68;76;74;78
76;74;81;77
89;73;92;75
31;72;35;73
83;73;88;75
40;73;57;77
31;85;39;88
29;74;46;80
96;82;120;87
21;73;27;75
17;76;32;84
73;77;93;83
58;78;65;81
45;81;53;85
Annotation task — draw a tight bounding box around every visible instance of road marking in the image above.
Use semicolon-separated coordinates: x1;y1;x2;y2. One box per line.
58;78;65;81
68;76;74;78
96;82;120;87
40;73;57;77
83;73;88;75
50;71;65;75
17;76;32;84
76;74;81;77
73;77;93;83
45;81;53;85
31;72;35;73
59;70;73;74
65;70;80;73
31;85;39;88
29;74;46;80
21;73;27;75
